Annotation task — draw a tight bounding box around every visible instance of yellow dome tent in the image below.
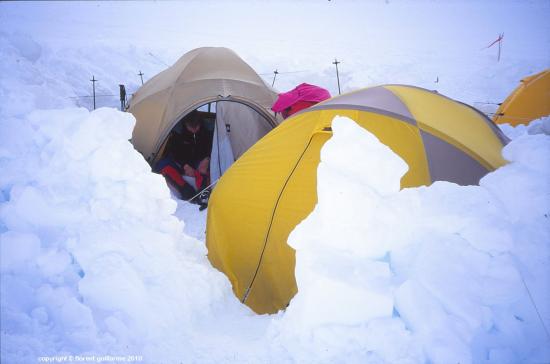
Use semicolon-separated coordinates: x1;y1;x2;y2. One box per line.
493;69;550;126
206;85;509;314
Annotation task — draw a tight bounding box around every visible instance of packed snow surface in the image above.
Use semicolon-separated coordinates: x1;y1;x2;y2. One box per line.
1;1;550;363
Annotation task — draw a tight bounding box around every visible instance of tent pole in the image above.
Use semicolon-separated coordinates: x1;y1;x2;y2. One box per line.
333;58;341;95
90;75;97;110
272;69;279;87
497;33;503;62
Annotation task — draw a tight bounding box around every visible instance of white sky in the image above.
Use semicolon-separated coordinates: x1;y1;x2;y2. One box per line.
1;1;548;104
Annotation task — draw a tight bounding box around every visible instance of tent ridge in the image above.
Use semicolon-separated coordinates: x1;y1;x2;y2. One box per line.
385;84;510;145
179;47;265;87
301;103;418;125
454;100;510;145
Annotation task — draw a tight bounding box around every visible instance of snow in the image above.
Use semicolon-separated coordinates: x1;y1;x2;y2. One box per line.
1;1;550;363
0;107;272;363
278;116;550;364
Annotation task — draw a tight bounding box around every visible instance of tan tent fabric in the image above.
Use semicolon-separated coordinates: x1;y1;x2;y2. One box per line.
211;101;274;182
216;101;273;160
493;69;550;126
129;47;279;162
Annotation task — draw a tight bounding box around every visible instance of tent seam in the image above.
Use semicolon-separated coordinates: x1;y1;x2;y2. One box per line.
297;104;418;125
241;136;315;305
418;123;494;171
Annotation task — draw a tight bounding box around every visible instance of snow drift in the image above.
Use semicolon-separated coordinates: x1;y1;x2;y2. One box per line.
1;107;548;363
275;116;550;364
0;108;271;363
1;1;550;362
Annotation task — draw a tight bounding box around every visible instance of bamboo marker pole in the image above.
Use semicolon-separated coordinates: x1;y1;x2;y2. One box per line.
333;58;341;95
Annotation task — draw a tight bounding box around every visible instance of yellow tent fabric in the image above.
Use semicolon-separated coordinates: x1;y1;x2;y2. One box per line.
493;69;550;126
206;85;509;315
128;47;279;163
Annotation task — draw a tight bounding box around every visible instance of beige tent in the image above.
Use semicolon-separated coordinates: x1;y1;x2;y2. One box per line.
129;47;279;164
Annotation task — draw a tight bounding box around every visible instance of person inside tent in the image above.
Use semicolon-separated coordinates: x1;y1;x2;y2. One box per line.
154;110;213;204
271;83;331;119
